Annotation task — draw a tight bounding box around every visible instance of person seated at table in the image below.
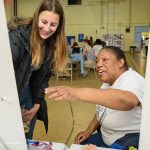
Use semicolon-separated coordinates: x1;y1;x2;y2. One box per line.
71;37;78;48
69;38;86;78
92;39;103;57
45;46;144;150
82;39;93;61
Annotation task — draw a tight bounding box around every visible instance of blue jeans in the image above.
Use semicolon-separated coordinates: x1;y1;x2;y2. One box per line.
81;131;139;150
71;54;85;75
20;85;36;139
81;131;109;148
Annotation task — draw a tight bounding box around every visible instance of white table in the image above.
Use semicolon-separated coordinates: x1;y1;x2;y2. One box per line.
70;144;118;150
27;140;119;150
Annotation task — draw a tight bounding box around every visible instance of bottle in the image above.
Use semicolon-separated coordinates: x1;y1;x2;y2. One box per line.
129;146;137;150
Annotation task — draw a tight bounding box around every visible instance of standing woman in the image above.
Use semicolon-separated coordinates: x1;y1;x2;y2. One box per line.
8;0;67;139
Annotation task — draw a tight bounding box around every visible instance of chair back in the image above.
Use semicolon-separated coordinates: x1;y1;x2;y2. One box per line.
84;50;97;78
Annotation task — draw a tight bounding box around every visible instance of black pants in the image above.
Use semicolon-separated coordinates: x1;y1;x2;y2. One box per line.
145;46;148;56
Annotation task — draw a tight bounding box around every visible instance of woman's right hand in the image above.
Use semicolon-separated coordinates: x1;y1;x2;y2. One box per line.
74;130;91;144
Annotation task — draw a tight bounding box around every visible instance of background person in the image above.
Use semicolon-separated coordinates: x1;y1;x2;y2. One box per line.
144;37;149;56
8;0;67;139
92;39;103;57
69;38;86;77
45;46;144;149
70;37;78;48
89;36;94;46
82;39;93;61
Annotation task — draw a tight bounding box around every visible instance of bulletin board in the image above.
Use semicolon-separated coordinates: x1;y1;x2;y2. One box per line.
78;34;84;42
102;34;124;50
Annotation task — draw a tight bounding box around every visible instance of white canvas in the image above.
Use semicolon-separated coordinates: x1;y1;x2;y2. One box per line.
0;1;27;149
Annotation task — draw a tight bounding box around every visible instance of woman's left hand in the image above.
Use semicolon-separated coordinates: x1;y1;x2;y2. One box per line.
23;104;40;122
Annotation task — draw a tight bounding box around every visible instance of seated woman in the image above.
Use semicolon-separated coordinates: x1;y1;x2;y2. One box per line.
70;38;86;77
82;39;93;61
92;39;103;56
45;46;144;150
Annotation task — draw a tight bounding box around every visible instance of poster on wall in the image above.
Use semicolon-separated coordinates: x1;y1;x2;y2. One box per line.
102;34;124;50
102;34;113;46
66;36;75;45
113;34;124;49
78;34;84;42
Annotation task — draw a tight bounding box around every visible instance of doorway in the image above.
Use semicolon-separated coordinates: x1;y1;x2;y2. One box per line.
134;26;149;51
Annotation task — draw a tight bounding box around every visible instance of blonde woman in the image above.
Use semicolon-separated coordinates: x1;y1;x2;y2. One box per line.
8;0;67;139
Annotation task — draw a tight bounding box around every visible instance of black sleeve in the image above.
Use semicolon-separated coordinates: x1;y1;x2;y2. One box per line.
30;61;52;104
8;29;22;70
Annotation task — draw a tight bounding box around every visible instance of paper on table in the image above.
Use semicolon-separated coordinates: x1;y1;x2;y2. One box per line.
27;140;119;150
27;140;69;150
70;144;119;150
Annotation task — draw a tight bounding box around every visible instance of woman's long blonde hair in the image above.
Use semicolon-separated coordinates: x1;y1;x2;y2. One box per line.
8;0;67;72
31;0;67;72
8;0;67;73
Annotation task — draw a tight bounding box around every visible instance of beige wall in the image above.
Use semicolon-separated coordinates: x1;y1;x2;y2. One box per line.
5;0;150;51
5;4;13;20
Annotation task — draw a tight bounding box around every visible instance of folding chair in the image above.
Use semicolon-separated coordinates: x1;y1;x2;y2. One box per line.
56;62;73;83
56;59;80;83
84;50;97;78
